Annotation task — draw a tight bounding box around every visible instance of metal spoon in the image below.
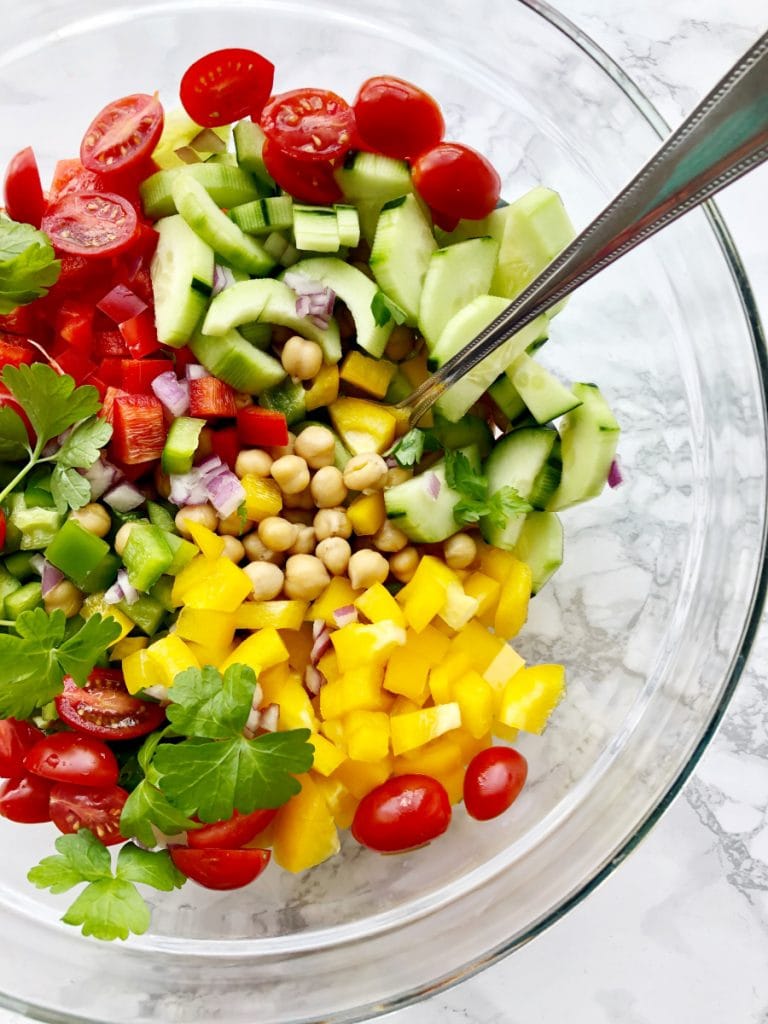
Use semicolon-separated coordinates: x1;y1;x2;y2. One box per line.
399;30;768;426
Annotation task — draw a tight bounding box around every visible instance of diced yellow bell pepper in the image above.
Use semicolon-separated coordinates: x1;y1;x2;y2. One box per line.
478;546;520;585
390;703;462;756
170;554;212;603
463;571;501;618
272;774;340;873
240;473;282;521
393;735;463;779
279;622;315;672
111;635;148;661
329;397;396;455
333;756;393;799
451;727;492;764
450;619;504;673
311;773;358;829
317;650;340;683
186;639;234;669
396;555;459;632
331;621;406;673
221;628;289;675
319;717;347;752
309;733;347;777
438;581;479;630
428;651;473;704
258;662;290;701
277;674;320;732
492;720;520;743
402;624;452;666
319;664;389;719
146;634;200;689
123;649;159;695
344;710;390;762
354;582;406;628
175;607;236;649
346;492;386;536
389;695;423;717
494;559;532;639
176;556;253;613
483;644;526;706
234;600;308;631
308;576;361;625
400;350;430;388
453;671;495;740
383;647;430;703
304;363;339;411
431;617;456;638
81;593;134;645
184;520;225;560
497;663;565;734
340;351;396;399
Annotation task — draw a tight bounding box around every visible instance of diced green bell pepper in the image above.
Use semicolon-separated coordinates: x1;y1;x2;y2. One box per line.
5;550;38;581
80;553;121;595
161;417;206;475
46;519;110;588
24;486;56;509
149;575;180;612
0;566;22;615
147;501;178;534
163;531;198;575
10;494;63;551
117;594;166;636
122;525;174;592
5;581;43;618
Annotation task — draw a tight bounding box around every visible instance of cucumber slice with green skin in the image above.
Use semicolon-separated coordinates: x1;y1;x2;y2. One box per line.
488;374;527;421
150;215;215;348
259;378;307;425
233;120;275;193
430;296;549;423
513;511;564;594
161;416;206;475
527;438;562;510
152;109;231;171
419;237;499;350
229;195;293;235
335;151;412;202
189;329;286;395
172;175;275;276
293;205;340;253
140;163;266;219
202;278;342;363
237;322;272;349
480;427;558;550
280;257;392;358
370;195;436;326
384;446;481;544
385;370;412;405
335;205;360;248
432;412;493;458
508;352;583;424
546;383;620;511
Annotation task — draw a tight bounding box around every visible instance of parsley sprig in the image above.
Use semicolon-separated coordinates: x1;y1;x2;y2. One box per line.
0;216;60;314
390;427;443;468
444;449;533;528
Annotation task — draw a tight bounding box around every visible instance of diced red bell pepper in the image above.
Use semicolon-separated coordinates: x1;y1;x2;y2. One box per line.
0;336;36;370
210;425;240;470
94;325;131;358
51;348;98;386
120;308;160;358
172;345;200;378
0;306;37;337
97;284;147;325
237;407;289;447
189;377;238;419
119;358;174;395
99;386;128;426
111;393;166;464
109;457;156;483
98;358;125;388
55;300;94;353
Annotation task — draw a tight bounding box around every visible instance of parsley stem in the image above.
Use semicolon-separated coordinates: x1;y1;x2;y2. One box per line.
0;619;17;628
0;438;45;506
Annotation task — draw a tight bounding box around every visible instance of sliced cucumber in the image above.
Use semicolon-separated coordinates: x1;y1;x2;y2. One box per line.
514;511;564;594
140;164;267;219
152;108;231;171
384;447;481;544
189;329;286;395
293;205;340;253
481;427;558;550
546;383;620;511
508;352;583;423
150;215;215;348
335;151;412;202
202;278;342;363
233;120;275;193
488;374;527;421
432;412;493;458
335;205;361;248
237;322;272;349
370;195;436;326
419;237;498;350
280;257;392;358
229;195;294;235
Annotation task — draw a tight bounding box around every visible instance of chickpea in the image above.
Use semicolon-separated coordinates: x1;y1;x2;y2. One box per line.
284;554;330;601
281;336;324;380
114;522;136;557
69;503;111;539
283;508;314;526
294;425;336;470
390;546;419;583
315;537;351;576
220;536;245;563
289;525;316;555
244;561;284;601
235;449;273;479
282;486;315;510
385;466;413;489
44;580;83;619
384;324;415;362
218;509;251;537
243;532;283;565
271;454;310;495
348;549;389;590
313;507;352;541
310;466;347;508
342;452;388;492
154;465;171;500
373;519;409;553
258;516;299;553
444;533;477;570
175;503;217;538
269;431;296;460
197;427;215;459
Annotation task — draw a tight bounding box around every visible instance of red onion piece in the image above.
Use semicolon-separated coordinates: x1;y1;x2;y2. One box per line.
41;561;65;597
185;363;210;381
608;459;624;488
426;472;441;500
168;468;209;508
29;554;46;576
151;371;190;418
206;468;246;519
332;604;358;628
212;264;236;297
304;665;326;696
189;128;227;154
97;283;147;325
310;627;332;665
312;619;326;640
104;581;124;605
82;458;119;500
104;482;145;512
259;703;280;732
117;568;139;606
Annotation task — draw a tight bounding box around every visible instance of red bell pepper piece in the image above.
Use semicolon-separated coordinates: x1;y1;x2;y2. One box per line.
0;306;37;337
54;348;98;386
99;386;129;426
119;308;160;359
94;326;131;358
98;358;125;388
0;336;36;370
55;300;94;353
172;345;200;378
237;407;289;447
189;377;238;419
111;393;166;464
119;358;174;395
210;425;240;470
97;284;147;325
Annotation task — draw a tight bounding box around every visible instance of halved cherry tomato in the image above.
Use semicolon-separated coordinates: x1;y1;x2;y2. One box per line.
0;774;53;823
261;140;342;204
170;846;271;890
180;48;275;128
42;191;139;258
80;94;164;176
3;147;45;228
111;393;166;464
351;774;451;853
236;406;289;447
0;718;45;777
48;156;155;211
353;76;444;160
24;732;119;788
49;782;129;845
261;88;355;163
55;670;166;742
463;746;528;821
188;376;237;419
412;142;501;223
187;808;277;850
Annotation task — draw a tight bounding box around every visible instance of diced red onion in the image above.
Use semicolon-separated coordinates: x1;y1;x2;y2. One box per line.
310;626;332;665
309;313;330;329
212;264;236;297
174;146;202;164
259;703;280;732
284;271;325;296
206;468;246;519
608;459;624;489
285;272;335;328
312;619;326;640
104;581;124;605
97;284;147;325
82;458;119;500
333;604;358;628
41;561;65;598
304;665;326;696
29;554;46;576
151;371;189;418
117;568;139;606
185;363;210;381
189;128;227;154
142;684;171;703
385;456;399;469
104;481;145;512
426;472;441;500
25;338;64;375
295;294;312;318
169;468;210;508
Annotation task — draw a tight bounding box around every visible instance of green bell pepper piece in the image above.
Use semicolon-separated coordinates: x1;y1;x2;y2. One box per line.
45;519;110;588
5;581;43;618
122;525;174;592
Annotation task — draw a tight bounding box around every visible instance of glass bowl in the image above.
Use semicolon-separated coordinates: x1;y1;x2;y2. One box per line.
0;1;765;1021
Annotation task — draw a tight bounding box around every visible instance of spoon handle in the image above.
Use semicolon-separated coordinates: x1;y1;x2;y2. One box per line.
401;30;768;424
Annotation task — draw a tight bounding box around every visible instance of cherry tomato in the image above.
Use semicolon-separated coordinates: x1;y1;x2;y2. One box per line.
80;94;164;177
463;746;528;822
351;774;451;853
48;156;156;212
41;191;139;258
353;76;444;160
0;718;45;777
187;808;277;850
0;774;53;823
169;847;271;890
412;142;501;223
3;147;45;228
180;48;275;128
261;88;355;164
55;670;166;742
24;732;119;788
262;139;342;204
49;782;129;845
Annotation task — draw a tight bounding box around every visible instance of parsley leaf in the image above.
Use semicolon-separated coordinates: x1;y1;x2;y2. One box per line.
484;486;533;529
2;363;101;448
120;781;201;848
115;842;186;892
0;405;30;461
0;216;60;315
55;417;113;470
390;428;443;468
28;830;111;893
444;449;487;504
62;879;150;942
50;464;92;513
166;664;258;739
444;449;532;528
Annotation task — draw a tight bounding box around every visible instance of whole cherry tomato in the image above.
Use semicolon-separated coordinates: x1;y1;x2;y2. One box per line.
169;847;271;890
24;732;119;788
412;142;501;223
351;774;451;853
353;76;444;160
463;746;528;821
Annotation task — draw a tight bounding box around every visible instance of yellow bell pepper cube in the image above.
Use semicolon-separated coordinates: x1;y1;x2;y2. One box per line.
319;717;347;752
175;607;236;649
438;581;479;630
390;703;462;756
276;675;320;732
389;695;423;717
329;397;397;455
494;559;532;639
346;492;386;536
431;617;456;638
184;520;225;560
319;663;389;719
279;622;315;673
272;774;340;873
81;593;134;645
354;582;406;628
304;363;339;412
400;350;430;388
428;651;473;704
453;671;495;740
170;554;211;603
478;546;521;585
402;624;451;666
396;555;459;632
111;635;148;661
344;710;390;762
317;650;340;683
240;473;282;522
383;647;431;703
123;649;159;695
463;571;501;618
186;640;234;669
331;621;406;673
176;557;253;613
308;576;361;625
492;720;520;743
234;600;308;631
450;619;505;673
146;634;200;689
258;662;290;701
311;773;358;830
483;644;525;705
309;733;347;777
393;735;463;779
220;628;289;675
333;756;393;800
340;351;397;398
498;663;566;734
451;727;492;764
